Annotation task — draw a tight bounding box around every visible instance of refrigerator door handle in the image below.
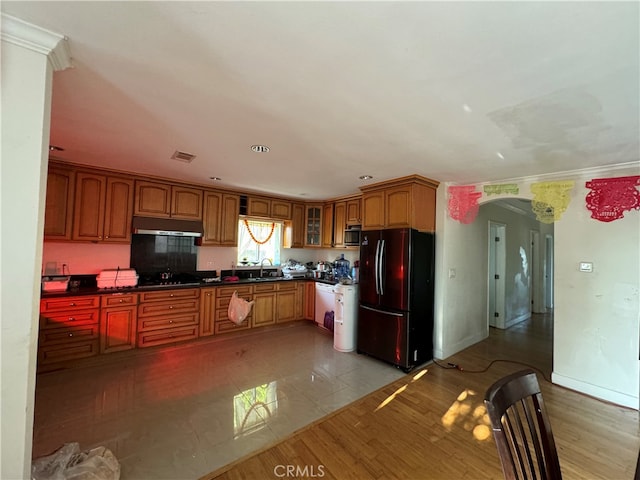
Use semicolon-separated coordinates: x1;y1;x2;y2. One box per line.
379;239;385;295
374;239;381;294
360;305;404;317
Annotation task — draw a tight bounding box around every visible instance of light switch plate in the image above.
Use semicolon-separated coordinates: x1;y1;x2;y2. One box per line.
579;262;593;272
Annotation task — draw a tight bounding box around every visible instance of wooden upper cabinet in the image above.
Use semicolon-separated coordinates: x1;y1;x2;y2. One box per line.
44;166;75;240
304;205;322;247
385;186;412;228
134;181;202;220
72;172;106;241
202;191;239;246
247;196;292;220
71;172;134;243
361;190;386;230
345;197;361;225
322;203;334;247
171;186;203;220
289;203;305;248
103;176;134;242
202;191;222;245
219;193;240;246
360;175;439;232
134;181;171;217
333;201;346;247
247;197;271;217
271;199;292;220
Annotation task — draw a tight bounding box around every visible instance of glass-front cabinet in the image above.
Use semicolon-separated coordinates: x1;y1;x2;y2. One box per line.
305;205;322;247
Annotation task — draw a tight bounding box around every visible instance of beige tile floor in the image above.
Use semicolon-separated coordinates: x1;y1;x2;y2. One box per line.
33;322;406;479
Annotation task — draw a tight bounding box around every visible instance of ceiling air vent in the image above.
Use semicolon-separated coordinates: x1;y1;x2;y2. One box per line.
171;150;196;163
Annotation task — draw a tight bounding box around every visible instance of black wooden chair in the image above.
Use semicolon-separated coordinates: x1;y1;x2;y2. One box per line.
484;369;562;480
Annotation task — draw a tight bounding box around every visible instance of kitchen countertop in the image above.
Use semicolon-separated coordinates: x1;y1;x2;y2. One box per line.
40;277;342;298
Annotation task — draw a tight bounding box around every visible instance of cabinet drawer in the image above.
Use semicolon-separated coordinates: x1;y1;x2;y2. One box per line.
41;295;100;313
40;309;100;329
214;315;252;334
215;307;252;323
138;288;199;303
101;293;138;307
39;323;100;346
253;283;277;293
217;285;252;297
277;281;297;291
137;298;199;317
137;312;199;332
137;325;199;348
38;340;99;365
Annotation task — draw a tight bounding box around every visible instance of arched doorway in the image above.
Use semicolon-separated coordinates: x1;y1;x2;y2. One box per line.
480;198;554;330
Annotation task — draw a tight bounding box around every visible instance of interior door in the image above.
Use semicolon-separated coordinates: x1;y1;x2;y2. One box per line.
488;222;506;328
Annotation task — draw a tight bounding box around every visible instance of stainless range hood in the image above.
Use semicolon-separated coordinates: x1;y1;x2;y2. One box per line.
132;216;204;237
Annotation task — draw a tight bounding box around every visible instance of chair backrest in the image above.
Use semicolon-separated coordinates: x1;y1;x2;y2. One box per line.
484;369;562;480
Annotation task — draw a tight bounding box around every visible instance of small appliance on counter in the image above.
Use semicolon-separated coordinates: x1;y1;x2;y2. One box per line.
97;268;139;289
41;275;70;292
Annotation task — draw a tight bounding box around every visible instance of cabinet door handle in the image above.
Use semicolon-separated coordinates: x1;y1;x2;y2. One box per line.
68;317;75;321
169;306;174;309
119;299;124;303
69;302;76;306
68;333;73;337
170;294;174;297
169;320;173;324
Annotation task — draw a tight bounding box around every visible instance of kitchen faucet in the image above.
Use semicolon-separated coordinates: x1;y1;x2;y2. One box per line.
259;258;273;278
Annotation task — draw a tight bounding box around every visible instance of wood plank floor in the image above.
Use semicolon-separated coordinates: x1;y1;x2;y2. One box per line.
203;314;640;480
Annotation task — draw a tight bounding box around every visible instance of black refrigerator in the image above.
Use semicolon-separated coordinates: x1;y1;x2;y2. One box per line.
357;228;435;372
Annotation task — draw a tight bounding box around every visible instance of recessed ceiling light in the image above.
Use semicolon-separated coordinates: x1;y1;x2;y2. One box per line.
496;152;505;160
209;176;222;181
251;145;270;153
49;145;64;152
359;175;373;180
462;104;472;113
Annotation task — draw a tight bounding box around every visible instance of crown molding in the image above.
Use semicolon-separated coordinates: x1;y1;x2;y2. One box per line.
1;13;71;71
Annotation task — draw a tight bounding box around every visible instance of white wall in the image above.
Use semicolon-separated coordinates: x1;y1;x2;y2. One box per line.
434;164;640;408
1;31;56;479
552;166;639;409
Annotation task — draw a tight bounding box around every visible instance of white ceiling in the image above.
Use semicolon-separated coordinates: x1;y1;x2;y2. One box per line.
3;1;639;200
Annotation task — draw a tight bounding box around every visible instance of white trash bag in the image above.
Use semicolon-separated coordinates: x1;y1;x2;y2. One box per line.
228;290;254;325
32;442;120;480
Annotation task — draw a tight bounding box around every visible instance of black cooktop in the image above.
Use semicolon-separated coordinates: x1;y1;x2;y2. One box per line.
136;271;214;287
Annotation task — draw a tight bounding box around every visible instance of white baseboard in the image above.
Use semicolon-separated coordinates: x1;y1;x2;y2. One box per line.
505;312;530;329
552;372;639;410
437;329;487;360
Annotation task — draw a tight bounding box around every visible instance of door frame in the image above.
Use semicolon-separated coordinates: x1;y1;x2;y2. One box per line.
488;222;506;329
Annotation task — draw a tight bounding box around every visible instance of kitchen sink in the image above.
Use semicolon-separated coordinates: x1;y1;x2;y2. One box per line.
244;276;292;282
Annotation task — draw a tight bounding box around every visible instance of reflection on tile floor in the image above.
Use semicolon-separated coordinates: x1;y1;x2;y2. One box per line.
33;322;406;479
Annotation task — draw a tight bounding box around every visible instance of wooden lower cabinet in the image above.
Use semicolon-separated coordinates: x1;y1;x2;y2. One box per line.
38;295;101;366
276;282;298;323
304;282;315;320
296;282;305;320
199;287;216;337
37;280;313;367
137;288;200;348
215;285;253;334
100;293;137;354
253;283;277;327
